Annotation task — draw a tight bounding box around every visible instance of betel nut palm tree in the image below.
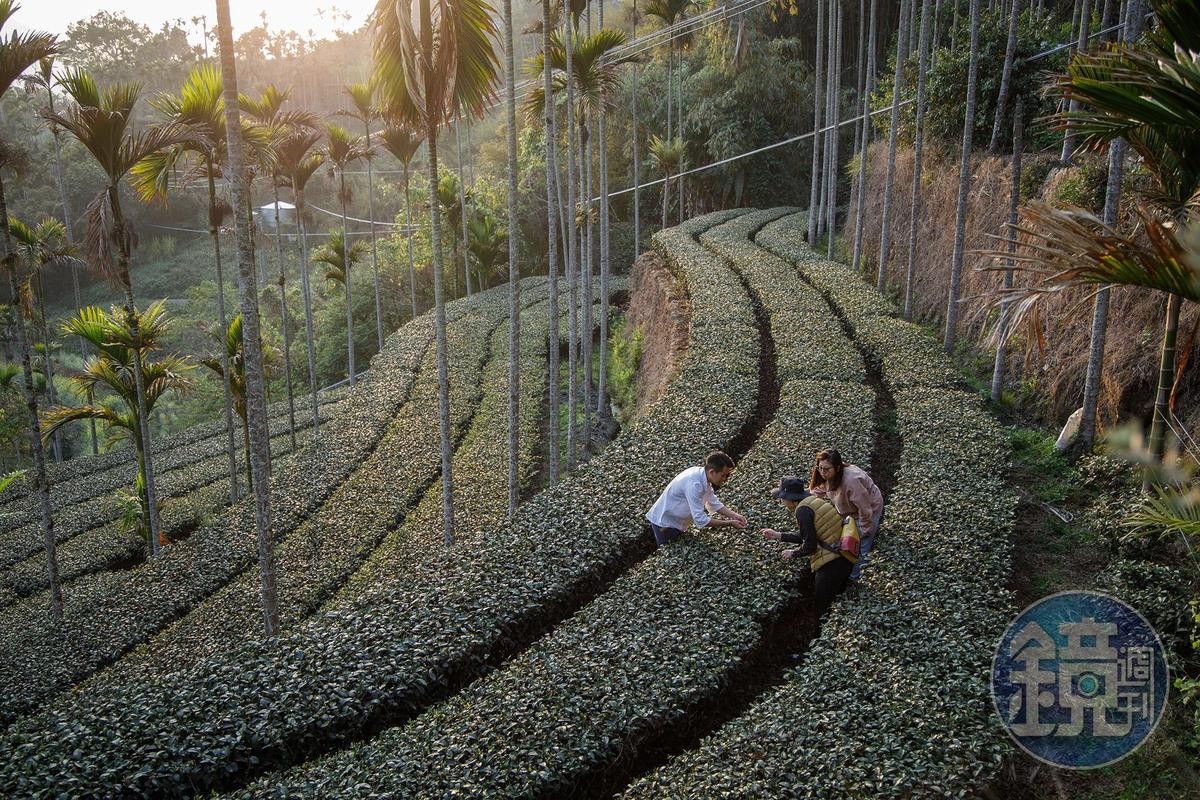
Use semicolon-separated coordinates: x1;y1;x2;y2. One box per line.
274;128;326;432
0;0;60;619
988;0;1200;482
43;303;194;543
322;123;371;387
379;123;424;320
241;84;320;452
340;81;387;352
372;0;501;545
131;63;242;503
8;215;78;464
215;0;280;636
44;68;189;556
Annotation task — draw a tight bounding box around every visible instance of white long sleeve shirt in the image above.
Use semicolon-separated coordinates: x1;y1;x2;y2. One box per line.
645;466;726;531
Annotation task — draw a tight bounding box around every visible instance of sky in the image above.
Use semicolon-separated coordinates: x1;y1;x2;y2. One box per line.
18;0;379;42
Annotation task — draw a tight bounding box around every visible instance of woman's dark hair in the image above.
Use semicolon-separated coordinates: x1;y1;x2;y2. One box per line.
810;448;845;491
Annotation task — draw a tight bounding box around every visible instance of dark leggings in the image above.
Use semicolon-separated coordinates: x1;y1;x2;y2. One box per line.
814;556;853;617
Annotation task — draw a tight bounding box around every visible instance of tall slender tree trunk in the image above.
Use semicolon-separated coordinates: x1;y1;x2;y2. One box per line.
808;0;826;244
427;126;457;544
827;0;843;259
293;188;320;432
455;116;473;296
988;0;1022;153
819;0;834;240
1061;0;1092;163
852;0;879;274
0;176;61;620
338;172;356;386
403;164;418;319
666;44;673;142
34;275;62;464
1082;0;1143;449
364;117;384;352
991;98;1023;402
502;0;521;516
877;0;911;292
943;0;980;354
855;0;866;151
109;187;163;555
632;62;641;256
271;183;296;451
217;0;278;636
582;111;594;452
207;165;241;502
904;0;933;317
542;0;561;486
47;86;93;457
597;42;611;426
1145;294;1181;481
565;15;579;469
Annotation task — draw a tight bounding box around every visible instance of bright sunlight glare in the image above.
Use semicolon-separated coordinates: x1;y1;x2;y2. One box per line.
19;0;378;43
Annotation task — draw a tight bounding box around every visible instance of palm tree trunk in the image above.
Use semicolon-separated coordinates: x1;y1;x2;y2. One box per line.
216;0;279;636
904;0;933;317
855;0;866;151
991;97;1023;402
1;176;61;620
877;0;911;292
632;62;641;256
34;275;62;463
364;117;384;352
542;0;561;486
455;116;473;296
582;110;594;451
271;183;297;451
808;0;826;245
661;168;669;230
502;0;521;516
1145;295;1181;483
943;0;981;354
565;15;579;469
110;186;163;555
666;44;673;142
819;0;834;241
47;87;96;456
339;171;355;386
988;0;1022;153
598;83;610;424
1061;0;1092;163
1080;0;1142;449
852;0;879;275
293;188;320;433
208;165;241;502
426;125;457;545
403;164;418;320
827;0;843;259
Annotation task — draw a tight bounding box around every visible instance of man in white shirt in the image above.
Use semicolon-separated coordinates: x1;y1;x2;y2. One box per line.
645;450;749;546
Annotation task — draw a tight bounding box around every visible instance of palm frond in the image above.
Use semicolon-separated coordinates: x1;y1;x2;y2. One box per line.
0;10;57;97
379;124;423;164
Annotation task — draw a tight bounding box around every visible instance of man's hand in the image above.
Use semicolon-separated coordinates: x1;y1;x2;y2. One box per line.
732;512;749;528
781;548;799;560
761;528;781;541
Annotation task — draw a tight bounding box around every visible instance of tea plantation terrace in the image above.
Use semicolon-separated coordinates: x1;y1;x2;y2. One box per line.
0;210;1016;799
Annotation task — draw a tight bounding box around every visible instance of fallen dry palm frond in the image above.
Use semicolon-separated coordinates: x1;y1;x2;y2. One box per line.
978;201;1200;351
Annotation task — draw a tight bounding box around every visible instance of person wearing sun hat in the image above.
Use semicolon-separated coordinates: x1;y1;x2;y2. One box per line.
761;475;860;616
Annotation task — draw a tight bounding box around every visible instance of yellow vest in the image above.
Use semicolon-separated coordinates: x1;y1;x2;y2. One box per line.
798;496;860;571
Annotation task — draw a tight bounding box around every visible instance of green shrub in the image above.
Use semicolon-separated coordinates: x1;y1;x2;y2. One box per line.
0;211;764;796
625;210;1016;798
607;316;644;426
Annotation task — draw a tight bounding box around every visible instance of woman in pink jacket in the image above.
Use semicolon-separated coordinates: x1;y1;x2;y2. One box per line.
808;448;883;582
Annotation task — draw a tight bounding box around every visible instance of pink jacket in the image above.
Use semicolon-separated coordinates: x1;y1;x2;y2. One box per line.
814;464;883;538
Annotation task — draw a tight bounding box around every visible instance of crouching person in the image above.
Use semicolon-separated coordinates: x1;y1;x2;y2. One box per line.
761;475;860;616
645;450;748;547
